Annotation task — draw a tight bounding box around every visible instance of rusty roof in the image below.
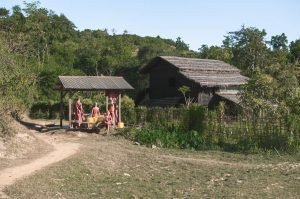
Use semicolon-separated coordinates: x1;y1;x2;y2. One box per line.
58;76;133;91
141;56;248;88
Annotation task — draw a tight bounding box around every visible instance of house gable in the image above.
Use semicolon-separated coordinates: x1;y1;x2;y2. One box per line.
140;56;248;107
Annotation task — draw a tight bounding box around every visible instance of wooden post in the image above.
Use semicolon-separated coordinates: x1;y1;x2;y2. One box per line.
106;95;108;112
69;99;72;129
118;93;121;123
113;108;116;127
60;90;63;128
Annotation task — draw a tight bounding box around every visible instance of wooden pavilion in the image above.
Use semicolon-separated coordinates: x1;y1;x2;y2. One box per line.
57;76;133;128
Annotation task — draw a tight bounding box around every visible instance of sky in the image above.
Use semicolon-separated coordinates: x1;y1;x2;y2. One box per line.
1;0;300;51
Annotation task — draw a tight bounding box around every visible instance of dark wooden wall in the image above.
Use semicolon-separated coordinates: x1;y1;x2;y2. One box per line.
149;60;198;99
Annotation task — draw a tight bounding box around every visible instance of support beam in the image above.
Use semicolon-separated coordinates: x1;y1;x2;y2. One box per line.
60;90;63;128
69;99;72;128
106;95;108;112
118;93;121;123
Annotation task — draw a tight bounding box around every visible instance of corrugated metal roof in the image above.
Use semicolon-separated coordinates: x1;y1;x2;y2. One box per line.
58;76;133;90
141;56;248;88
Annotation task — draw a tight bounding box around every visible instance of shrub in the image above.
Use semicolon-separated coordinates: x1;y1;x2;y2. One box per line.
121;95;135;109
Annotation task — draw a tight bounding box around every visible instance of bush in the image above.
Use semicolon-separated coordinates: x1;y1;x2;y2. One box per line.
121;105;300;153
121;95;135;109
131;125;212;150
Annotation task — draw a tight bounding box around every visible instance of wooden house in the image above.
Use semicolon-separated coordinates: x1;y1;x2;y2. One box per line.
139;56;248;108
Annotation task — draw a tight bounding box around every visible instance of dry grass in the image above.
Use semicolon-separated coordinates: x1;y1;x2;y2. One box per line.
3;132;300;199
0;120;53;171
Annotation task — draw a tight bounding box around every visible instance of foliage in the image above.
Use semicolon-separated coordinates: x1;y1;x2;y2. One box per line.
121;105;299;153
198;45;233;63
0;36;36;137
223;26;269;74
121;95;135;109
175;37;189;51
269;33;288;51
178;85;194;107
239;70;276;114
0;2;198;103
290;39;300;63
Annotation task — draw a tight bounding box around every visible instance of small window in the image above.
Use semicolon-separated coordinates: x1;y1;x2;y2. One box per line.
168;78;176;88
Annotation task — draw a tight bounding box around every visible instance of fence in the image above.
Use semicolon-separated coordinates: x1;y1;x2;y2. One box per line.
122;105;300;151
29;101;300;151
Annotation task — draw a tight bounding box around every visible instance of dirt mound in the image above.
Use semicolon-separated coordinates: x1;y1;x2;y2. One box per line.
0;119;53;170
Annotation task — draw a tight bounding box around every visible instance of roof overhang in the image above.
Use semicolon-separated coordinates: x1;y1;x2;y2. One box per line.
57;76;134;91
215;91;241;105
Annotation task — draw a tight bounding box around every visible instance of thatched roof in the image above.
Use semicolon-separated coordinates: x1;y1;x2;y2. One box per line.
58;76;133;91
141;56;248;88
216;92;241;104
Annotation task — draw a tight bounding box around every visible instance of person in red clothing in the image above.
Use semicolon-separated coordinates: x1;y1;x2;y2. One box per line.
104;110;112;129
91;102;100;117
109;103;115;125
73;98;84;128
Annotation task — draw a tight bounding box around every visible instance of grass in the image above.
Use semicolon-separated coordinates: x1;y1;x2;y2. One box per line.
4;134;300;198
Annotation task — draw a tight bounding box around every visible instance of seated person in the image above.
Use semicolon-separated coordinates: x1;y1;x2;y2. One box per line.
91;102;100;117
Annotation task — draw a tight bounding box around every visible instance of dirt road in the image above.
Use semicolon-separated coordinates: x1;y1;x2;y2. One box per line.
0;134;80;198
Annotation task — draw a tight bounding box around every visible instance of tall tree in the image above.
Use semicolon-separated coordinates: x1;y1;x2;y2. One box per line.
290;39;300;63
198;45;233;63
223;26;269;74
0;8;9;18
267;33;290;65
175;37;189;51
269;33;288;51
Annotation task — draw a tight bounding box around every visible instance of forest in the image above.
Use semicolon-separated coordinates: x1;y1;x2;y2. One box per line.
0;2;300;143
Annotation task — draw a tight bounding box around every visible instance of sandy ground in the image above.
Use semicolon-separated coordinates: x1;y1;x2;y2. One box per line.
0;118;80;199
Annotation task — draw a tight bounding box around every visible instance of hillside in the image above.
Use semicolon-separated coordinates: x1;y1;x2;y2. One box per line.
0;2;300;138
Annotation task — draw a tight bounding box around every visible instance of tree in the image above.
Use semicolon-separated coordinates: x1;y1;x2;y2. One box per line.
97;36;134;75
0;8;9;18
178;86;194;107
198;45;233;63
290;39;300;63
239;70;276;115
175;37;189;51
223;26;269;74
267;34;290;65
0;36;36;113
269;33;288;51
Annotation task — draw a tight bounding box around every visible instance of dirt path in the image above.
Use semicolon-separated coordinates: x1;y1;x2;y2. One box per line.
0;134;80;198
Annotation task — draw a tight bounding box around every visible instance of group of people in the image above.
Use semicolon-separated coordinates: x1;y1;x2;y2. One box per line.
72;98;118;129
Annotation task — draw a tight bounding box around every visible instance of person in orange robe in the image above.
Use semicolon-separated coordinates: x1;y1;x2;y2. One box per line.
91;102;100;117
73;98;84;128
